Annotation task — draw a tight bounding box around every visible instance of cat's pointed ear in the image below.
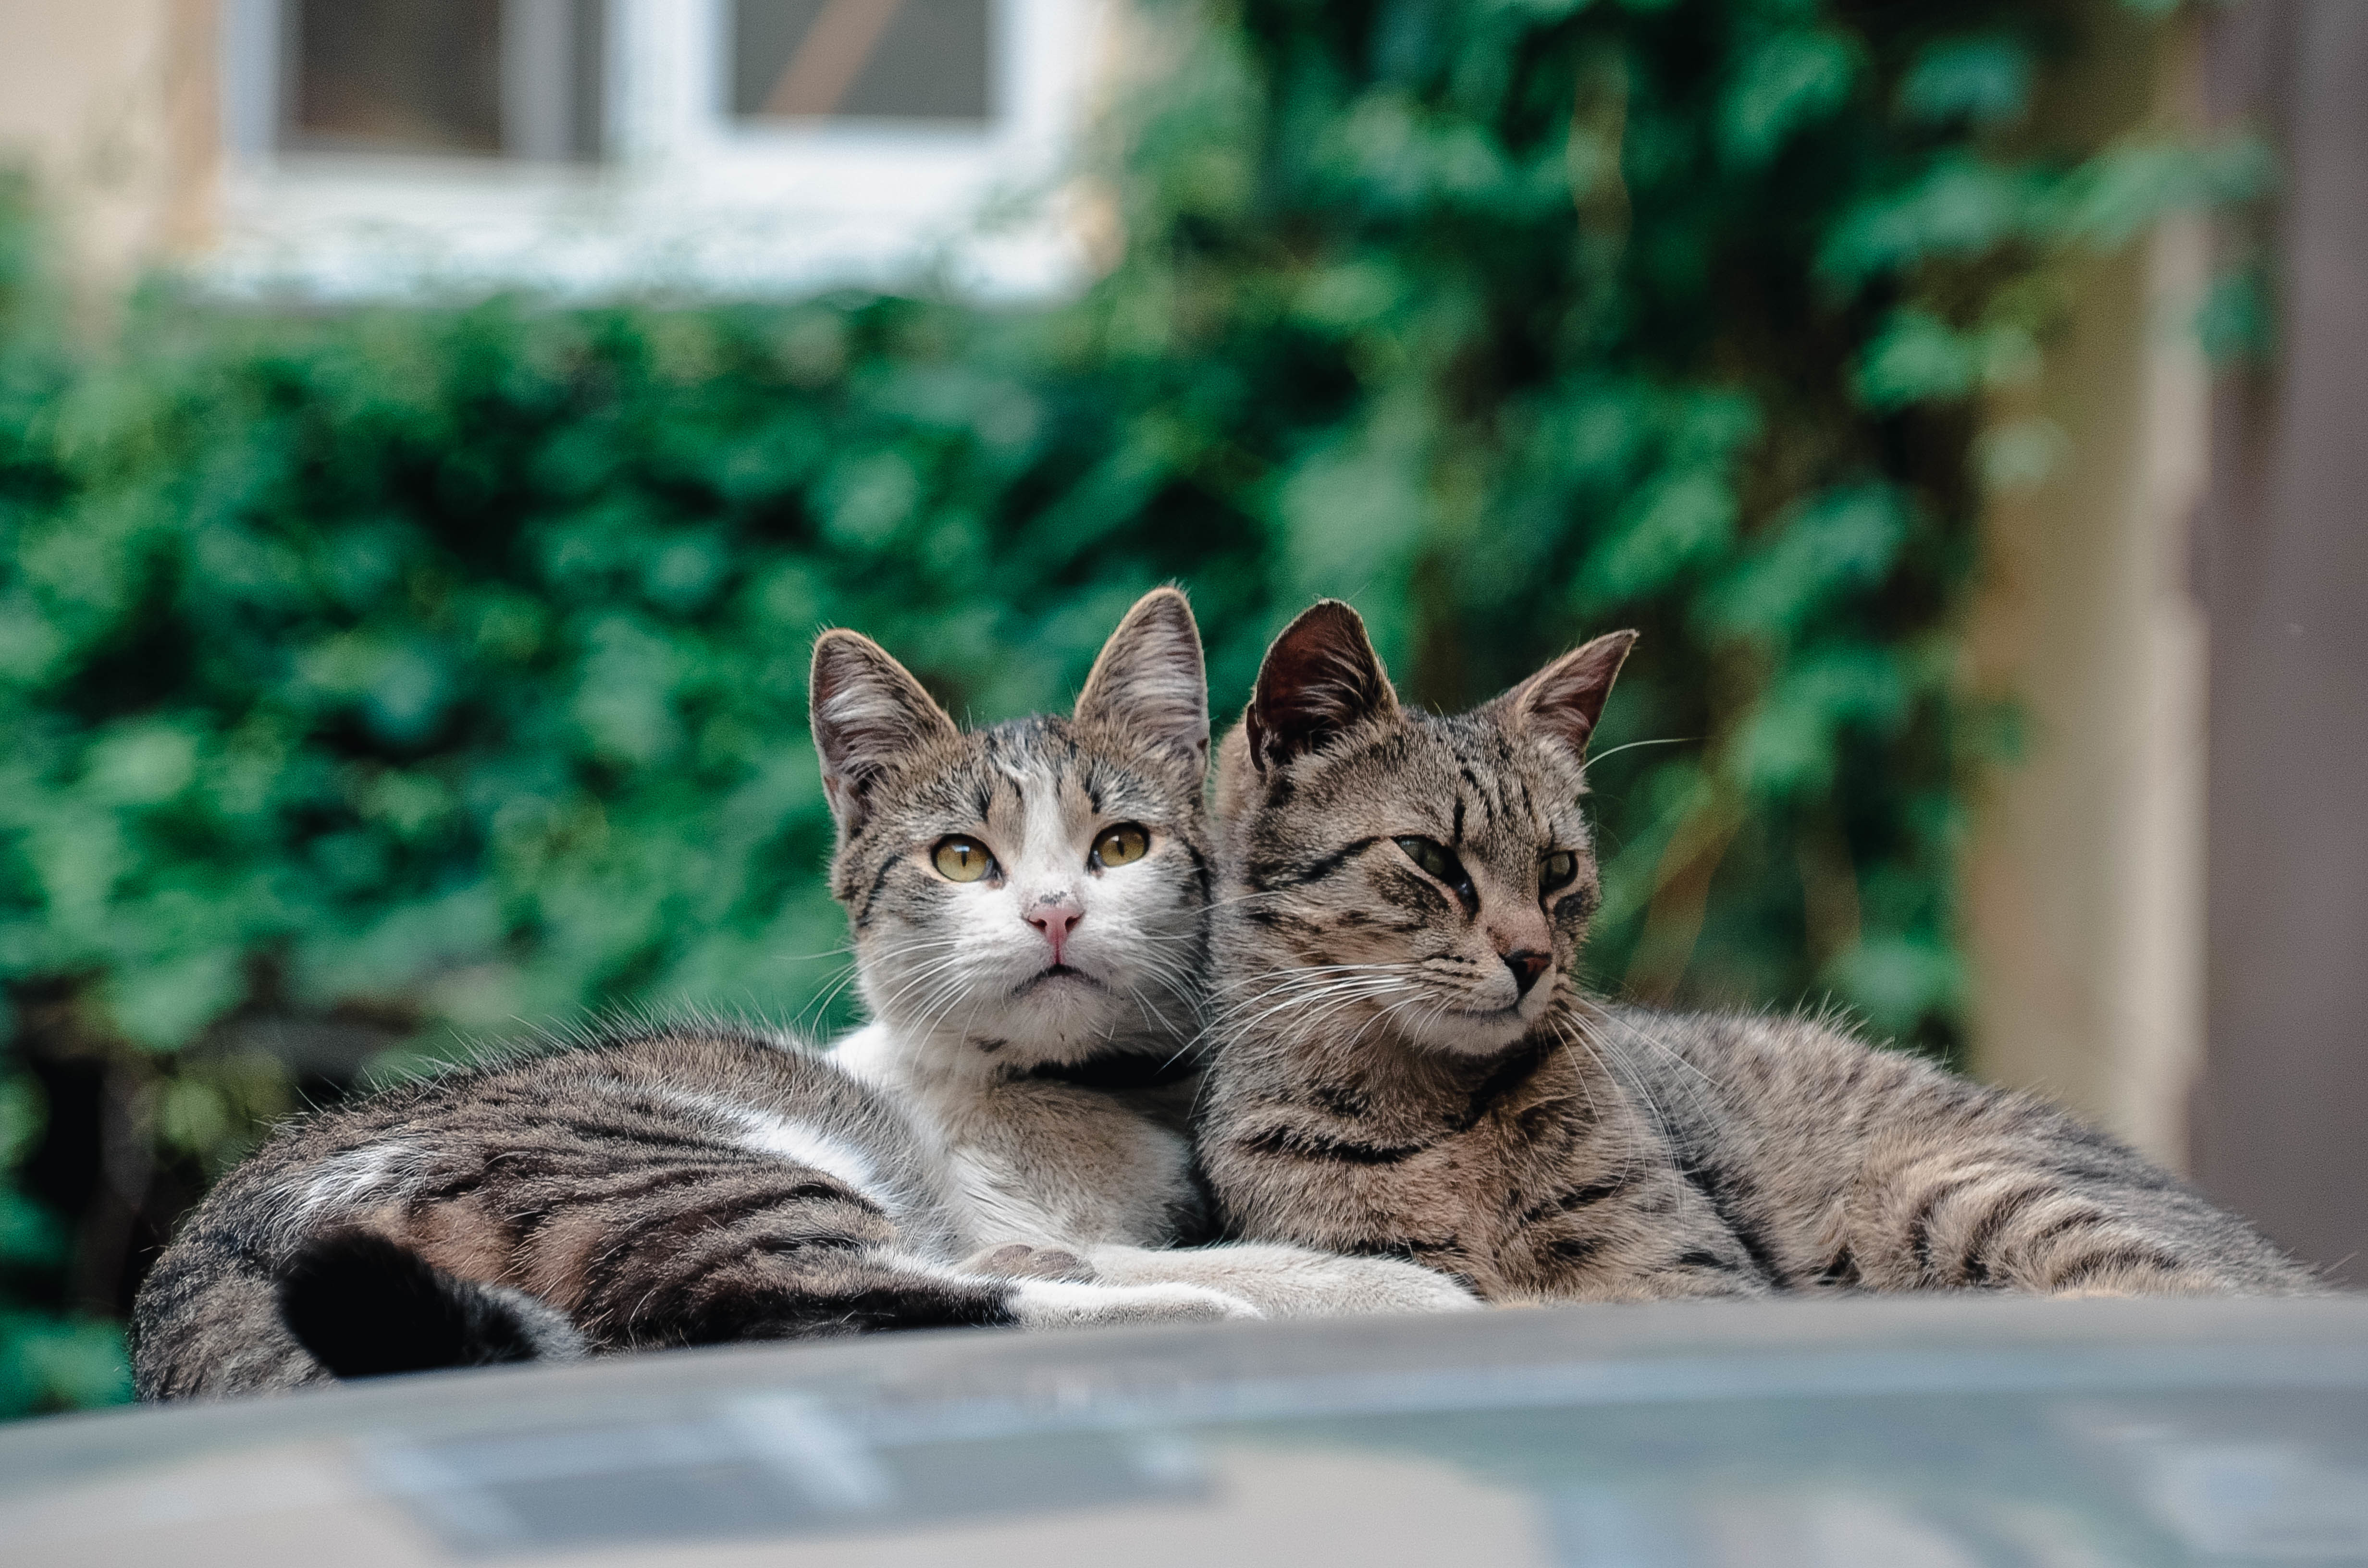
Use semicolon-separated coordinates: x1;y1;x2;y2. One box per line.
1500;630;1638;757
1245;600;1400;775
1074;586;1209;767
810;630;959;834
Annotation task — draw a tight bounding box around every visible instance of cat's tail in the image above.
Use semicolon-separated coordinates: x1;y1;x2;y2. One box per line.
277;1230;588;1382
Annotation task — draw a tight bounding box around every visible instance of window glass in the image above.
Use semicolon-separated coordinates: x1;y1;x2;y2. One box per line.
282;0;604;159
730;0;993;124
285;0;506;155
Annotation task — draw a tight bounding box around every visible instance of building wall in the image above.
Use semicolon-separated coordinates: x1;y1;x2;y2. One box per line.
1969;0;2368;1279
0;0;216;304
1963;15;2211;1174
2192;0;2368;1280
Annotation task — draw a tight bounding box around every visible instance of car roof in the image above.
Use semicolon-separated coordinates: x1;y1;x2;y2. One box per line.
7;1294;2368;1566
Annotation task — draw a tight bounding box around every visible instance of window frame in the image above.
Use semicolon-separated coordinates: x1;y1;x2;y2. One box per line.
210;0;1102;298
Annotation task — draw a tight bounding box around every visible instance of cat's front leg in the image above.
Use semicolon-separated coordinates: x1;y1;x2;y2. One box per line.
1074;1241;1482;1317
961;1241;1099;1282
959;1241;1266;1324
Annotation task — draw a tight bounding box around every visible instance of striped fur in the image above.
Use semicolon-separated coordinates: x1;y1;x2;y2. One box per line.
1198;600;2322;1301
132;1022;1253;1400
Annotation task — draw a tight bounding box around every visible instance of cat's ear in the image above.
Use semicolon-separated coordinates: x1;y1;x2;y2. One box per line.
1245;600;1400;775
1499;630;1638;757
1074;586;1209;767
810;630;959;834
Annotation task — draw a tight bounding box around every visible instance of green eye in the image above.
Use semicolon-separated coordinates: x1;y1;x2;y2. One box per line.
1093;823;1150;868
1541;850;1579;894
1394;836;1473;898
932;836;995;882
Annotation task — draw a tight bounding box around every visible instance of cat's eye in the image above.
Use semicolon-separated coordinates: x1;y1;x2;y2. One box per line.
1394;836;1475;902
1540;850;1579;895
932;836;996;882
1093;823;1151;869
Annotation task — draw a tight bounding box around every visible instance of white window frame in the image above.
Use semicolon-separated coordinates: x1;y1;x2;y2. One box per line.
209;0;1106;299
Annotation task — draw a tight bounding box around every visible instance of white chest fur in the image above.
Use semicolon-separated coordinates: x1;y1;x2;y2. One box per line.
830;1022;1194;1250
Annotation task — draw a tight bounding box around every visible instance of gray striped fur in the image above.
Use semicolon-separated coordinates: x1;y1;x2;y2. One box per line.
1198;600;2322;1301
132;1021;1253;1400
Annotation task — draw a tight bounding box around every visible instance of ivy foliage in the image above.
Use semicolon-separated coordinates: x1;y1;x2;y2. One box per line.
0;0;2232;1413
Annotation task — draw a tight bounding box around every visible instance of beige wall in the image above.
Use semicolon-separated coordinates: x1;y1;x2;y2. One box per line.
1963;21;2211;1169
0;0;215;306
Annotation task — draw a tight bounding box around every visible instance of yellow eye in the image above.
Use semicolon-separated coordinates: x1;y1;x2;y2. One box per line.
1093;823;1150;869
1541;850;1579;894
932;836;994;882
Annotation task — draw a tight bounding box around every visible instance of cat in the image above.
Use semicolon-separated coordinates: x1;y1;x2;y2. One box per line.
814;587;1475;1316
130;1020;1259;1399
130;591;1462;1399
1196;599;2323;1301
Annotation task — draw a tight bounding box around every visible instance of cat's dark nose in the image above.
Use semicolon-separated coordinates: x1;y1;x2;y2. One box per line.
1503;949;1551;997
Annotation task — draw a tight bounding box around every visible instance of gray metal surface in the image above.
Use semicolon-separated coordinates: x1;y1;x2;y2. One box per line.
5;1294;2367;1566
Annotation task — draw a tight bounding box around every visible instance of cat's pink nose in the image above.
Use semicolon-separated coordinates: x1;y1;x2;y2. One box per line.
1026;900;1084;965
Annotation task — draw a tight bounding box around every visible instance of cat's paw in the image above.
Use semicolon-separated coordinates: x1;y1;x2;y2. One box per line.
963;1242;1100;1284
1011;1279;1262;1329
1350;1259;1485;1314
1080;1242;1483;1318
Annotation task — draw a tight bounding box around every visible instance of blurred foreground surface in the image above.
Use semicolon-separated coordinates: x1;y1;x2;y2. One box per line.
5;1295;2364;1567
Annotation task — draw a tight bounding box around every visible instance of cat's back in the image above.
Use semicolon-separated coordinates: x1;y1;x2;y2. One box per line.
1597;1004;2144;1164
131;1022;949;1399
1591;1003;2319;1294
1591;1003;2117;1193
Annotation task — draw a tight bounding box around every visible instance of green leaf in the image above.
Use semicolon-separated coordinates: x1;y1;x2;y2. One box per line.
1899;39;2031;127
1702;486;1909;641
1579;470;1739;606
1722;31;1859;168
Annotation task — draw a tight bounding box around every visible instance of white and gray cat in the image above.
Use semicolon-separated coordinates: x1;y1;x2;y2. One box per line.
814;588;1473;1316
130;591;1466;1399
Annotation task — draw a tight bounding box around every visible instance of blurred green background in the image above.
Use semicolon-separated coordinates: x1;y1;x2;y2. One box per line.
0;0;2248;1414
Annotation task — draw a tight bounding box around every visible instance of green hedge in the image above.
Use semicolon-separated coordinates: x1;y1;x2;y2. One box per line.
0;0;2239;1414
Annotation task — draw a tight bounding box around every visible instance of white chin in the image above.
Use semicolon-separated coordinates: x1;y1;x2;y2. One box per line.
992;982;1127;1044
1397;1002;1534;1056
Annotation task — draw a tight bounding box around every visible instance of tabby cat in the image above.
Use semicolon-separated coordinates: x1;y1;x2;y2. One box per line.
132;1021;1268;1399
1198;600;2321;1301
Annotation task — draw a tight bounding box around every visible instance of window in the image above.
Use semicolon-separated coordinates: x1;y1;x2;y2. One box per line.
728;0;993;125
279;0;605;160
212;0;1096;298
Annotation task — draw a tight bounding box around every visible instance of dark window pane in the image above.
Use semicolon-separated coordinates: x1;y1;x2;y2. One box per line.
285;0;506;156
568;0;607;160
282;0;604;159
731;0;993;124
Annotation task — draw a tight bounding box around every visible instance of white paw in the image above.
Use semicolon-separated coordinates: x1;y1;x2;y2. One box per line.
962;1242;1099;1283
1082;1242;1482;1318
1011;1279;1263;1329
1346;1258;1485;1314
